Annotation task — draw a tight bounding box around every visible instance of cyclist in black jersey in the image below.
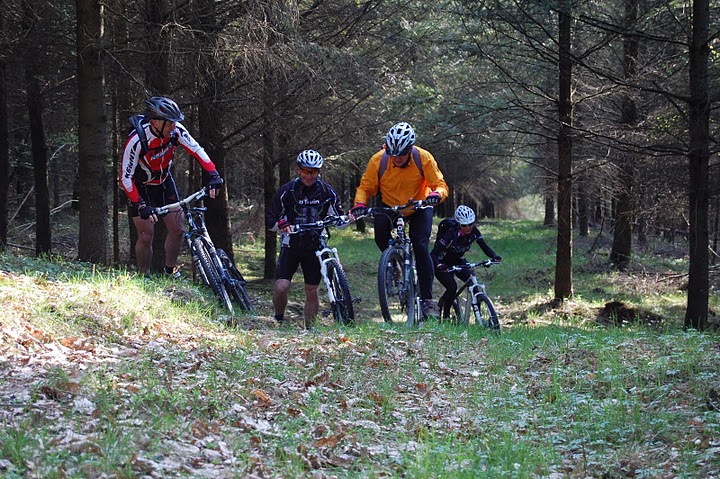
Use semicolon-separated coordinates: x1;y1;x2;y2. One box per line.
431;205;502;319
266;150;346;329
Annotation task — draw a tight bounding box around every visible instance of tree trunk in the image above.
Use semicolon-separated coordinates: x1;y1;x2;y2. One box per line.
195;0;233;261
0;16;8;250
685;0;710;330
577;175;588;237
262;70;279;280
609;0;639;270
144;0;169;273
26;62;50;256
76;0;109;264
554;3;573;302
22;2;50;256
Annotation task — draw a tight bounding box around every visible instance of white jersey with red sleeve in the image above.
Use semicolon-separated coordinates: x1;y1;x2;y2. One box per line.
120;121;216;204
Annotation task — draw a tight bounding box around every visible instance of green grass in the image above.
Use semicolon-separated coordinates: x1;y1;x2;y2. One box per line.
1;220;719;478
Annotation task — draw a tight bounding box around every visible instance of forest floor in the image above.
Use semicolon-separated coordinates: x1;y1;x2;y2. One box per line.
1;220;719;478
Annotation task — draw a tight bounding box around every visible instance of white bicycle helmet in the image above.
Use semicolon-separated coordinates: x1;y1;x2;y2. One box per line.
296;149;324;169
454;205;476;225
144;96;185;122
385;122;416;156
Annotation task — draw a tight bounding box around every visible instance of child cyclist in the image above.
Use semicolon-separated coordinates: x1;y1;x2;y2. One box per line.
431;205;502;319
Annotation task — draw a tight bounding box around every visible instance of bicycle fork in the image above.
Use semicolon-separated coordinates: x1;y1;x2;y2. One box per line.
316;246;339;304
404;243;422;321
468;280;489;326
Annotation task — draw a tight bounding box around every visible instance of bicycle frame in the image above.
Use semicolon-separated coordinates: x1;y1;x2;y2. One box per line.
364;200;428;326
291;216;354;325
154;188;254;315
316;235;342;304
154;188;210;249
445;260;500;329
157;189;219;276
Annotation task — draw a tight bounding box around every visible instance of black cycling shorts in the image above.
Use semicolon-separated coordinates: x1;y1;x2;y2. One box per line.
127;177;180;218
276;247;321;285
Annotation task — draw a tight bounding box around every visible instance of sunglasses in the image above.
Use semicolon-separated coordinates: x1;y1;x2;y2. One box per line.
389;148;411;158
300;168;320;175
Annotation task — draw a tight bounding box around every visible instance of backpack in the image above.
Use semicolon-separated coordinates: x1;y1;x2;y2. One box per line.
128;115;150;157
378;146;423;181
436;217;459;239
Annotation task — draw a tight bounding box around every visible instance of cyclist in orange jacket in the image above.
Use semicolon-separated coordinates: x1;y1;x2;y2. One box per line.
350;122;448;320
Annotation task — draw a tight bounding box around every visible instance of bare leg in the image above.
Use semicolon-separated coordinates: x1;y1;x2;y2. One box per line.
133;217;154;274
304;284;320;329
163;210;185;270
273;279;291;318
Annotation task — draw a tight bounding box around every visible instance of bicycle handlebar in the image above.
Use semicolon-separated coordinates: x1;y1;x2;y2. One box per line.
290;215;350;233
356;199;430;219
153;188;209;216
443;260;500;273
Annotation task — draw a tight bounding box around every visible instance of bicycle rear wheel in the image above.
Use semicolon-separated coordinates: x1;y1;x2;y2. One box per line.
439;295;463;324
191;237;233;314
378;247;407;323
217;249;255;314
327;259;354;325
471;293;499;329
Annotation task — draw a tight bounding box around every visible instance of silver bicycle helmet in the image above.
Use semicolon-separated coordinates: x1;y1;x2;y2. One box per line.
385;122;416;156
454;205;476;225
144;97;185;122
296;149;324;169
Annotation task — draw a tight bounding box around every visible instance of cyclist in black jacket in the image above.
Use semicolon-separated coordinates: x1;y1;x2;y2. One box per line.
266;150;345;329
431;205;502;319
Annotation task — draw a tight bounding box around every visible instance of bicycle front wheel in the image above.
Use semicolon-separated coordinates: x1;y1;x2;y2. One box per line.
472;293;499;330
405;267;421;328
217;249;255;314
192;237;233;314
327;259;354;325
378;247;408;323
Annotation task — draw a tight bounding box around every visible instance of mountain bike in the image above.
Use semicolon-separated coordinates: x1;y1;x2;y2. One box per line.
439;260;500;329
362;200;429;327
154;188;255;316
290;215;354;325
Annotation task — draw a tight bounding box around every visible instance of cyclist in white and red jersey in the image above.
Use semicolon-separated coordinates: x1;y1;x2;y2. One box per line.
120;96;224;276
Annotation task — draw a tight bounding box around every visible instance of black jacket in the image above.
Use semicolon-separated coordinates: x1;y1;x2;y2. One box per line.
266;177;344;250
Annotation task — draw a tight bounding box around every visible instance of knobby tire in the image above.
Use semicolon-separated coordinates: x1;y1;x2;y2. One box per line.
405;267;420;328
475;293;500;329
192;237;233;314
378;247;408;324
217;249;255;314
327;259;354;325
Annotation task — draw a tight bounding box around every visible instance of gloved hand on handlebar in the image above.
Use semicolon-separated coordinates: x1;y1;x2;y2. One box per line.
492;256;502;262
277;218;293;233
349;203;367;218
206;170;224;198
136;201;158;223
436;263;448;272
425;191;441;205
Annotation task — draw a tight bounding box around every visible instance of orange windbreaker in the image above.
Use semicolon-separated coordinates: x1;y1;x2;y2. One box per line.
354;146;448;215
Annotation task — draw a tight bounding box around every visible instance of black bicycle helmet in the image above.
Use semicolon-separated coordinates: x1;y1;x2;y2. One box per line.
144;96;185;122
385;122;416;156
296;149;324;169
